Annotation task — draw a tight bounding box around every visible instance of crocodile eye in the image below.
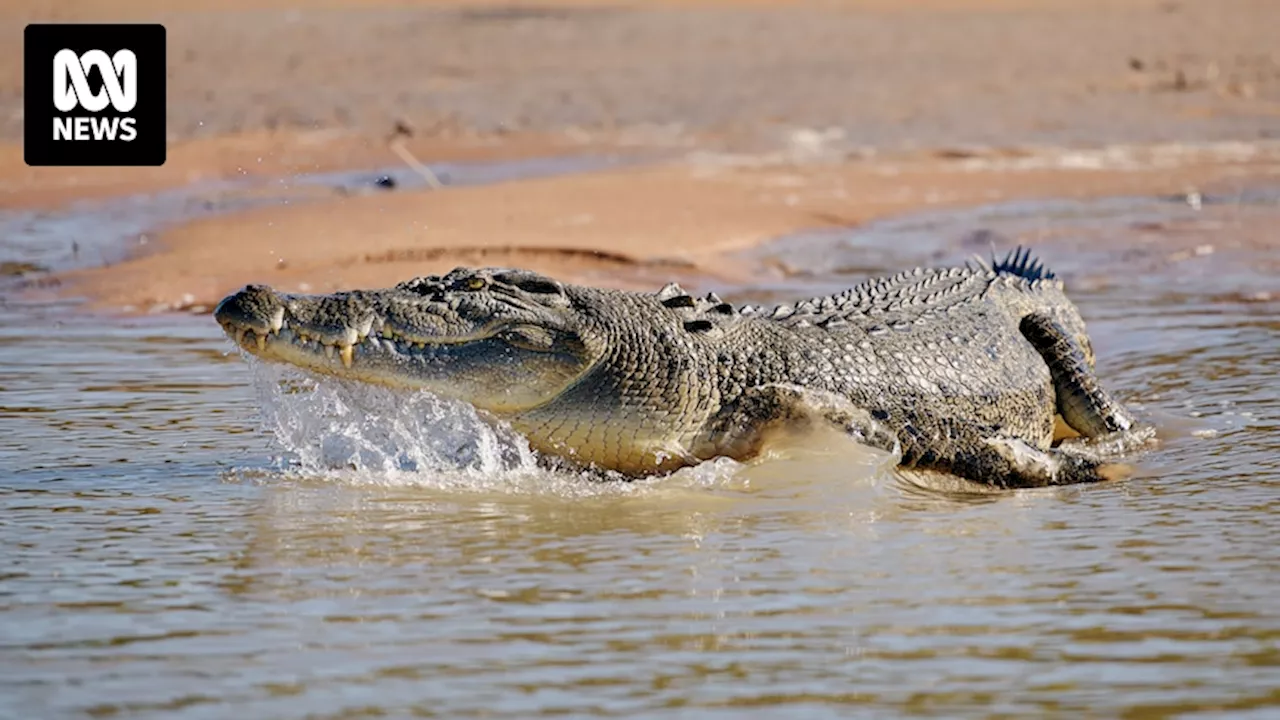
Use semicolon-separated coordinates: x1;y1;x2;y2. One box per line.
464;277;487;291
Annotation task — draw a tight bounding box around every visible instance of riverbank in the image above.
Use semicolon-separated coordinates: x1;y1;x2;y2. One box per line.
56;142;1280;312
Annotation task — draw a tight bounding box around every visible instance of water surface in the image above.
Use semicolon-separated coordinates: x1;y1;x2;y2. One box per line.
2;177;1279;718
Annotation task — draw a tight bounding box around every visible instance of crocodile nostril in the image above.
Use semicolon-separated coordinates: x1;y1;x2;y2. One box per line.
214;285;284;332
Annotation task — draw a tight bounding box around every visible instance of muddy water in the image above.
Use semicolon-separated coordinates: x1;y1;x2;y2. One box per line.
3;175;1280;718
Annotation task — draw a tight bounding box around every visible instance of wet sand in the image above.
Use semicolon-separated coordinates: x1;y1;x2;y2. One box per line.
62;146;1280;311
3;0;1279;309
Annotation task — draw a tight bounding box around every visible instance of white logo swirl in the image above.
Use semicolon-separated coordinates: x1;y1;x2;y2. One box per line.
53;49;137;113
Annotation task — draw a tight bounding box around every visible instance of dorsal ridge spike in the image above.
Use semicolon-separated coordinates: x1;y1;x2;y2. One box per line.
657;282;685;300
991;245;1057;282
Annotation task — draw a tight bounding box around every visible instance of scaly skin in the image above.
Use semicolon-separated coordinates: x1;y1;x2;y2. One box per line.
214;250;1154;487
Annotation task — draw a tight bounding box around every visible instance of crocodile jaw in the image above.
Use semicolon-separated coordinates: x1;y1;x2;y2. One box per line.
213;284;595;415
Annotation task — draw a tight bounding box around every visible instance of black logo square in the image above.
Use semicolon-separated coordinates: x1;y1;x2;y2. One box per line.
24;24;166;167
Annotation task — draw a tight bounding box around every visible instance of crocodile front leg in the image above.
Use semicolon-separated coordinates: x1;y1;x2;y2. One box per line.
700;384;902;463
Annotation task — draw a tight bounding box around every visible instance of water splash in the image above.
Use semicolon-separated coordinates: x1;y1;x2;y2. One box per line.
243;359;745;496
248;360;536;478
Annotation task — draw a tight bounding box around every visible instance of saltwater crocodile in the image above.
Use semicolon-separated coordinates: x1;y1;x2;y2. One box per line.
214;249;1153;487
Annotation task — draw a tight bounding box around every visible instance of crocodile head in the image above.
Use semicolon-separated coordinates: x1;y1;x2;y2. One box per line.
213;268;601;415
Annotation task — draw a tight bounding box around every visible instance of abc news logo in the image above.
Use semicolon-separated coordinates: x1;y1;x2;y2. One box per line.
25;24;166;166
54;49;139;142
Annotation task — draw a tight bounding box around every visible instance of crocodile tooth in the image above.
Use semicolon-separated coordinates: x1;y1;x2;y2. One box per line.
234;328;247;346
269;307;284;334
355;317;374;341
340;345;354;369
324;344;335;360
256;333;267;351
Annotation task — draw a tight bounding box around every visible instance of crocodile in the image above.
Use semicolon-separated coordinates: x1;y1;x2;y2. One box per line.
213;249;1154;487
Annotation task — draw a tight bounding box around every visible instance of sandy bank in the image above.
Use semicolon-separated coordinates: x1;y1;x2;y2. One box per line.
62;144;1280;312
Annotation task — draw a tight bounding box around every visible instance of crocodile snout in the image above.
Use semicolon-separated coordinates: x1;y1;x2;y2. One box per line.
214;285;285;334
